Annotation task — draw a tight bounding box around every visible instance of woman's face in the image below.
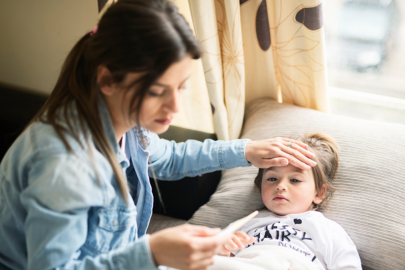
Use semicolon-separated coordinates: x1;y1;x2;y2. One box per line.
100;55;191;140
139;55;191;134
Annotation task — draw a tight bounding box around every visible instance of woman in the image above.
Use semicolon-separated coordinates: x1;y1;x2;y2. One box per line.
0;0;316;269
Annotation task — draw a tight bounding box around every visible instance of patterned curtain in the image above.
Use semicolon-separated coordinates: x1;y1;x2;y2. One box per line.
171;0;328;140
99;0;328;140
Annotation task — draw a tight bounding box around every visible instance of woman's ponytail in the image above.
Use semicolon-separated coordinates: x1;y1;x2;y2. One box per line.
29;0;202;204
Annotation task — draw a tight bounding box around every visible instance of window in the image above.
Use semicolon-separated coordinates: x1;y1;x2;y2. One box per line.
324;0;405;125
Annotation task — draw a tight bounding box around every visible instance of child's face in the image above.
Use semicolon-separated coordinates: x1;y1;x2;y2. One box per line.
261;164;325;215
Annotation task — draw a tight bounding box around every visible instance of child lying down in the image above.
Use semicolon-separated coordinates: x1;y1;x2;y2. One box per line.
211;133;362;270
163;133;361;270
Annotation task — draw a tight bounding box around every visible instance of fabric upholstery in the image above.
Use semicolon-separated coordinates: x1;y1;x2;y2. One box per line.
146;214;187;234
188;98;405;270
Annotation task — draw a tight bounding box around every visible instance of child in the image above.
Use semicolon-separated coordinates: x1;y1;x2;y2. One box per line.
220;133;362;270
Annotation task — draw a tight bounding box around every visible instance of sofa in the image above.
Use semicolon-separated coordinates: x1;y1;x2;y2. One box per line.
147;98;405;270
2;86;404;269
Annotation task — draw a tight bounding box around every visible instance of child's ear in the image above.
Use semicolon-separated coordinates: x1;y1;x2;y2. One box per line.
97;65;115;96
313;184;327;204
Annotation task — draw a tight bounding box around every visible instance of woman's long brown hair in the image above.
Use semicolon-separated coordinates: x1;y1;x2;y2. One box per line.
29;0;201;203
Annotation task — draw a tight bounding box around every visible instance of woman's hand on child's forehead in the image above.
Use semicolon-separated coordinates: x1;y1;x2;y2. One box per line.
245;138;316;170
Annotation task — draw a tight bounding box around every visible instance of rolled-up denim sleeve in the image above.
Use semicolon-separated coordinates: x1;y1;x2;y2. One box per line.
20;154;157;270
148;132;252;180
61;235;157;270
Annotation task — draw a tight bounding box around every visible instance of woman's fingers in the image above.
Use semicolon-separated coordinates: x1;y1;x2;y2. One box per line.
245;138;316;170
186;257;215;270
217;245;231;256
282;138;313;158
186;225;221;237
281;137;308;148
283;139;314;159
149;224;224;269
189;245;217;261
282;144;316;168
261;157;289;168
261;154;312;170
283;149;315;168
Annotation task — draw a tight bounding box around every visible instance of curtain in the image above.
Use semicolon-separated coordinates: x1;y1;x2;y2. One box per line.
100;0;328;140
172;0;328;140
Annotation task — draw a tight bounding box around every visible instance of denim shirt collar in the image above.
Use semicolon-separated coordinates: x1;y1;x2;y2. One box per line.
132;126;151;149
98;94;129;169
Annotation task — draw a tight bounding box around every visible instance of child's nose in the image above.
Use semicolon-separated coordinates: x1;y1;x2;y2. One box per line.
275;178;288;191
276;183;286;191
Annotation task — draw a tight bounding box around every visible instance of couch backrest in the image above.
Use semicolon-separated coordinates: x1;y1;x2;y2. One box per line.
189;98;405;270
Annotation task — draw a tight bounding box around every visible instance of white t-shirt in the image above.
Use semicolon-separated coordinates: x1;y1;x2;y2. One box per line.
234;210;362;270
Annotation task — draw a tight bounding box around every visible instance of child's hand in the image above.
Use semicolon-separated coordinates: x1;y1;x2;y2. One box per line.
218;231;255;256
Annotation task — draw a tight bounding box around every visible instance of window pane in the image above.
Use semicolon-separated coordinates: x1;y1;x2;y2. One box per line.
324;0;405;124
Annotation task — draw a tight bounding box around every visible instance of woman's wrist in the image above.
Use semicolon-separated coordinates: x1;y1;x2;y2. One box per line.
244;140;253;163
148;234;160;267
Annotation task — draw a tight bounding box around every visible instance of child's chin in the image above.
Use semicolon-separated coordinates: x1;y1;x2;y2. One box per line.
269;208;288;216
274;212;286;216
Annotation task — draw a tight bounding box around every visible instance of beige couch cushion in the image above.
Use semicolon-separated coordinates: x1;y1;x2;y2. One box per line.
147;213;187;234
189;98;405;270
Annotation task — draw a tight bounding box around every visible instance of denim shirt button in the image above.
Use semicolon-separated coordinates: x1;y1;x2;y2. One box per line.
113;220;118;226
146;196;150;200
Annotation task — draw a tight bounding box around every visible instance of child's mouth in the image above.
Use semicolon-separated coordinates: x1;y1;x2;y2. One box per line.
273;195;288;202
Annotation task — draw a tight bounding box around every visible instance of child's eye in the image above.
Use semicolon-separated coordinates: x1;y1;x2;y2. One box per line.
267;178;277;182
290;179;301;183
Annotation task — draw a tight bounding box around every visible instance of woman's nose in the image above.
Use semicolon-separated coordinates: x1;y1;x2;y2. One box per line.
165;88;181;113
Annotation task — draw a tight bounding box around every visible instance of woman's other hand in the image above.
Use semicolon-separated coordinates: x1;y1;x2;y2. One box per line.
245;138;316;170
217;231;255;257
149;224;225;270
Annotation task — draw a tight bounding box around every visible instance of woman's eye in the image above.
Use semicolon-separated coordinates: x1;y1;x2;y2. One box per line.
267;178;277;182
148;90;164;97
291;179;301;183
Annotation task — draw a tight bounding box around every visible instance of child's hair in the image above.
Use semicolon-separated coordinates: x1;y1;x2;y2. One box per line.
28;0;201;203
254;133;339;211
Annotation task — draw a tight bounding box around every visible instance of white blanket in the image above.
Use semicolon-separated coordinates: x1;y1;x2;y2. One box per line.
207;245;319;270
162;245;319;270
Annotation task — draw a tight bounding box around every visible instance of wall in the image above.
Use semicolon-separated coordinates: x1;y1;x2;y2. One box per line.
0;1;98;95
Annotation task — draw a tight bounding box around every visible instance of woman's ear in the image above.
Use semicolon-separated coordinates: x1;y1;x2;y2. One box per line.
313;184;327;205
97;65;114;96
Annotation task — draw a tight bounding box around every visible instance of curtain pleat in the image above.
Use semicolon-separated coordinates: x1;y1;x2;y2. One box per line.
268;0;328;111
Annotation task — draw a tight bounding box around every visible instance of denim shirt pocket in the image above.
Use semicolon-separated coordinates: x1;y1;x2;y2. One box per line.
85;207;137;254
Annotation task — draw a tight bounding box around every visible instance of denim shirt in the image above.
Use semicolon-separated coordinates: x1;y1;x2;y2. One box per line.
0;98;251;270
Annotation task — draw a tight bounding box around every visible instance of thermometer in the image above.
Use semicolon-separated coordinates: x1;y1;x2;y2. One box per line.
218;210;258;236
